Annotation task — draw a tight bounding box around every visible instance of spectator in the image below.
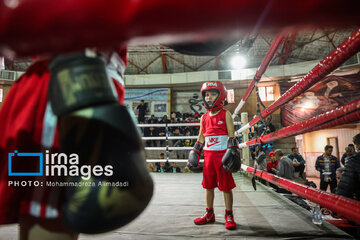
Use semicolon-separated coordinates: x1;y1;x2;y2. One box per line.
139;121;145;136
267;152;278;174
336;167;345;183
171;128;184;159
274;149;294;180
156;162;169;173
251;144;263;160
156;153;170;171
193;117;200;136
168;162;181;173
315;145;341;193
183;131;194;148
340;144;355;166
160;115;170;124
144;126;159;147
254;151;266;171
287;147;306;179
136;100;147;123
158;115;169;146
336;133;360;201
265;117;276;133
147;114;158;124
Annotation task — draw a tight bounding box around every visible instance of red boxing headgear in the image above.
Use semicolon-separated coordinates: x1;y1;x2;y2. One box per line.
269;152;276;157
201;81;227;111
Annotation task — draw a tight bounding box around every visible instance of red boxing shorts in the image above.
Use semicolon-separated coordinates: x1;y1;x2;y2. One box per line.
202;150;236;191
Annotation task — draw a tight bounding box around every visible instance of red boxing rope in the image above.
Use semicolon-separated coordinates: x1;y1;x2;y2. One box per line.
241;164;360;224
241;98;360;147
233;31;286;117
0;0;359;56
238;27;360;132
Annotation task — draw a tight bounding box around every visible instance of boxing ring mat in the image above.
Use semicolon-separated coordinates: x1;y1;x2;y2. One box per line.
0;173;352;240
82;173;350;239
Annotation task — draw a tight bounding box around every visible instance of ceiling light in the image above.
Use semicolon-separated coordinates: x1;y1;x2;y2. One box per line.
231;55;246;69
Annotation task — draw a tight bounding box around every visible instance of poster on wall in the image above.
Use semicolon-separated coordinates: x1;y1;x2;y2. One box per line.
173;91;206;116
280;73;360;127
154;103;167;113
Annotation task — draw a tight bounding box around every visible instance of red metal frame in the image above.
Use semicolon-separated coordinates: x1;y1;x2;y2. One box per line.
243;98;360;146
242;164;360;224
278;32;297;65
247;27;360;128
160;46;168;73
233;31;286;115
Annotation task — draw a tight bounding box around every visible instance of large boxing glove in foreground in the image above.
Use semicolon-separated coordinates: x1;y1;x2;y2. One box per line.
187;141;204;173
222;138;241;173
48;52;153;234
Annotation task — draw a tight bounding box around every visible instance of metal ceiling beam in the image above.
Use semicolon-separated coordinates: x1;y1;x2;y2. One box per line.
160;46;168;73
166;55;196;71
195;57;216;71
279;32;297;65
128;60;146;73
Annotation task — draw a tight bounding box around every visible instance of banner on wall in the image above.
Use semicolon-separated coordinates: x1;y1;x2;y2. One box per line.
280;73;360;127
173;91;206;116
124;88;170;118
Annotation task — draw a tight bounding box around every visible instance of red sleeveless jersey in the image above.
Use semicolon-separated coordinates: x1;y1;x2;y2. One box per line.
202;109;228;137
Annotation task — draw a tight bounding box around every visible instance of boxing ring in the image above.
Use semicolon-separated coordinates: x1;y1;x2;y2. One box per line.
135;27;360;238
0;1;360;239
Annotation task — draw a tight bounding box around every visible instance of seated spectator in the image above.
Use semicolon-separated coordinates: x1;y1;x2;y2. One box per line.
169;118;177;133
341;144;355;166
160;115;170;124
287;147;306;179
315;145;340;193
156;153;170;171
183;131;194;148
183;166;190;173
168;162;181;173
180;118;191;135
192;116;200;136
156;162;169;173
265;117;276;133
144;126;159;147
171;128;184;159
157;117;167;146
274;149;294;180
254;151;266;171
147;114;158;124
267;152;278;174
336;133;360;201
